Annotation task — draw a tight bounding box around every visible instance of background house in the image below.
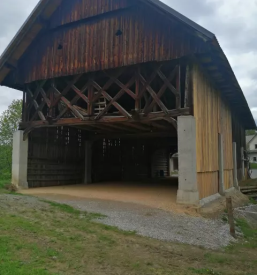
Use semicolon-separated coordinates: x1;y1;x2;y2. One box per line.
247;134;257;163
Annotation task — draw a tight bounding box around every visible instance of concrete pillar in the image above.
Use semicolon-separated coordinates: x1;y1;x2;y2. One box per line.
84;140;92;184
241;147;245;180
233;142;239;189
218;134;225;195
177;116;199;205
12;131;28;188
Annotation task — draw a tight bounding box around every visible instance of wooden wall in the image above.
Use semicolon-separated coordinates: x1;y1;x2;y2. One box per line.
20;0;206;83
28;127;85;187
193;63;234;199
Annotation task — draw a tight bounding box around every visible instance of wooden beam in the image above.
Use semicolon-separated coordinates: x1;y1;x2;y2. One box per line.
27;80;47;113
135;67;141;111
184;65;190;108
138;65;162;99
101;91;132;119
95;76;135;120
69;83;89;104
57;80;90;118
52;74;82;107
20;108;190;129
176;64;181;109
139;74;169;115
91;69;124;102
144;67;178;114
27;87;46;121
92;131;177;140
52;86;85;120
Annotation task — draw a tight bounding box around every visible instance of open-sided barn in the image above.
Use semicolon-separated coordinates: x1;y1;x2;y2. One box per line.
0;0;255;205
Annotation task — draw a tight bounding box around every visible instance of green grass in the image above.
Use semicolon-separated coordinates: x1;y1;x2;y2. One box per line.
0;177;257;275
0;178;11;189
45;201;81;215
188;268;222;275
250;163;257;169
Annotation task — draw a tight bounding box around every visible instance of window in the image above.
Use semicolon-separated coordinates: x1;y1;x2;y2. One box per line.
255;144;257;149
254;157;257;162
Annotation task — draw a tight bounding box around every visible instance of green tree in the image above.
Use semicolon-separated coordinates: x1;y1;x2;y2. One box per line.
246;129;256;136
0;100;22;179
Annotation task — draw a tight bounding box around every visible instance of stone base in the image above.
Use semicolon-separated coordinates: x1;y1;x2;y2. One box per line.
200;193;222;207
177;190;200;205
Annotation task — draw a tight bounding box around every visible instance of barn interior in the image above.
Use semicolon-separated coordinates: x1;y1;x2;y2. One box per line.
24;60;186;202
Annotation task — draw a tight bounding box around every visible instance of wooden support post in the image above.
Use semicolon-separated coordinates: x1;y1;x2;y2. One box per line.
22;90;26;122
176;64;181;108
233;142;239;190
135;67;141;112
241;147;245;180
218;133;225;195
88;81;94;116
184;65;190;108
84;140;92;184
226;197;236;238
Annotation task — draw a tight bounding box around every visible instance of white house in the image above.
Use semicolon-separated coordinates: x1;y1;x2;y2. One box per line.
246;134;257;162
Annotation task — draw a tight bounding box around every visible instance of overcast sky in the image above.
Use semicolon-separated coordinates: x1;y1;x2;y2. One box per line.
0;0;257;122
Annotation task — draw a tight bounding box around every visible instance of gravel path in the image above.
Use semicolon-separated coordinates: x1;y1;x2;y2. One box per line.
40;195;235;250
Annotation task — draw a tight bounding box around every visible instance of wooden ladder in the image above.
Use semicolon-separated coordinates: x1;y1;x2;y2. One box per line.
94;92;107;115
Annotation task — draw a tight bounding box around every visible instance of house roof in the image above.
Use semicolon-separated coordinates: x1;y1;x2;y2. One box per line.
0;0;255;129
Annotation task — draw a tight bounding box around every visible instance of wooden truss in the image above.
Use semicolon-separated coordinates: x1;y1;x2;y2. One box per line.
22;61;192;136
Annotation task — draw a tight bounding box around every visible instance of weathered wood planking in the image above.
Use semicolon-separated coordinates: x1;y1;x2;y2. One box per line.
27;127;85;187
197;172;218;200
193;63;234;197
21;3;206;83
224;169;233;190
50;0;131;28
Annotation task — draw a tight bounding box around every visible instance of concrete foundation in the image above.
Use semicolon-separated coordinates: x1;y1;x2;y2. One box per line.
84;140;92;184
12;131;28;188
177;116;199;205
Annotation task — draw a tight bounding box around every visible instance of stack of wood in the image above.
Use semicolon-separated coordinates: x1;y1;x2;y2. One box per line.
240;186;257;198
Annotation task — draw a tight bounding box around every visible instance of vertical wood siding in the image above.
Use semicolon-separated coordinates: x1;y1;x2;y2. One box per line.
21;4;206;83
28;127;85;187
197;172;218;200
50;0;131;28
193;63;234;199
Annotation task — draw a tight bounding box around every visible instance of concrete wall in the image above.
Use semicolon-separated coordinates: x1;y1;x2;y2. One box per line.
177;116;199;205
12;131;28;188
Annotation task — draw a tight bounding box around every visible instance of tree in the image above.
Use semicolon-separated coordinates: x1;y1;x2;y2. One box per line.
246;129;257;136
0;100;22;179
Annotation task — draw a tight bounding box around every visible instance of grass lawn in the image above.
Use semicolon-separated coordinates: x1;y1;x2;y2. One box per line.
0;182;257;274
250;163;257;170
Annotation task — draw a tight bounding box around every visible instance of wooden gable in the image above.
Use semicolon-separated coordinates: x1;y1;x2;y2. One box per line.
18;0;207;83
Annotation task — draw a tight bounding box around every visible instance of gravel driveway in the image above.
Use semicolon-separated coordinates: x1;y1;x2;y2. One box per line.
39;194;235;250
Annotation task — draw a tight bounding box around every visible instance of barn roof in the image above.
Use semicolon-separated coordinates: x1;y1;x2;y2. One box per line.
0;0;255;129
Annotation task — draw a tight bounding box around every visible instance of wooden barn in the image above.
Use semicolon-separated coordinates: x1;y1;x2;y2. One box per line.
0;0;255;205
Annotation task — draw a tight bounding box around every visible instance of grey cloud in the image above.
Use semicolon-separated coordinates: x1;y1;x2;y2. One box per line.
0;87;22;113
162;0;219;22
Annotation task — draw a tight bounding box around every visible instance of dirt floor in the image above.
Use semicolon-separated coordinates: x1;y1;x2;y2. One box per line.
21;179;196;214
